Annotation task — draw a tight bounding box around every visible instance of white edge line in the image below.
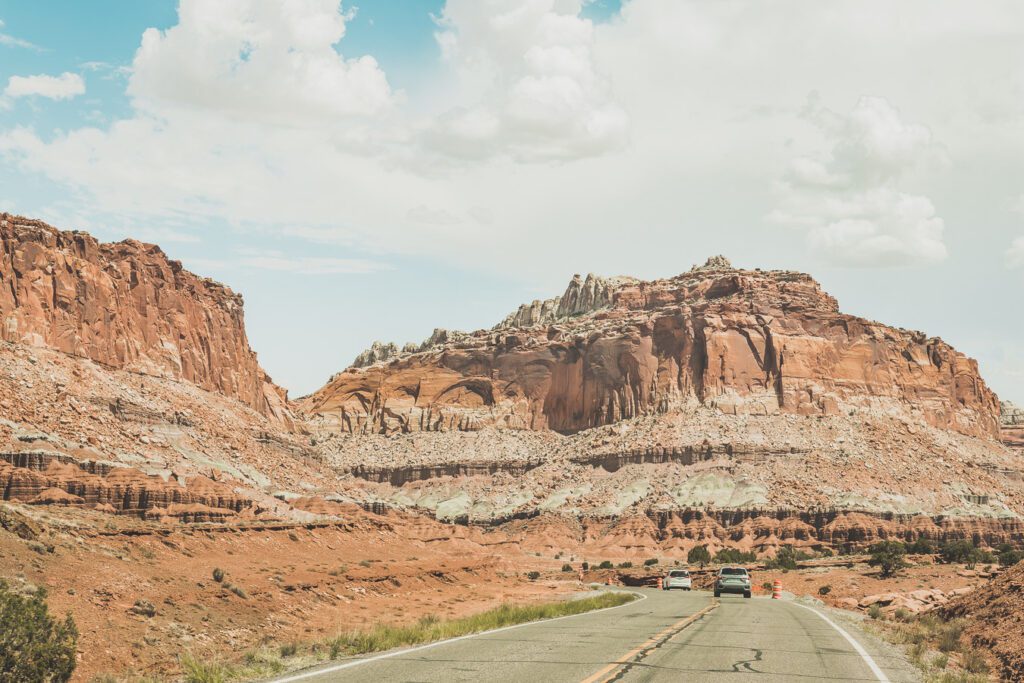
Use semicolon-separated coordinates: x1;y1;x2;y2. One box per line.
791;602;891;683
270;589;648;683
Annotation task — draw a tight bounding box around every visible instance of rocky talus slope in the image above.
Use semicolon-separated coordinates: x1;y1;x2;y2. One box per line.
940;558;1024;681
0;213;290;423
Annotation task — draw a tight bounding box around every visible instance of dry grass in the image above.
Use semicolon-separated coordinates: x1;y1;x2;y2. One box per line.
324;590;636;659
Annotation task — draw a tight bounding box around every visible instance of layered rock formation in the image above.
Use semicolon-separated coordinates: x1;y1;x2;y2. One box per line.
1002;401;1024;448
302;258;999;439
0;213;290;424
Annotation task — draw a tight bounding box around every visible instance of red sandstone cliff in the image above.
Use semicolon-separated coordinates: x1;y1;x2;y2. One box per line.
302;258;1000;439
0;213;290;424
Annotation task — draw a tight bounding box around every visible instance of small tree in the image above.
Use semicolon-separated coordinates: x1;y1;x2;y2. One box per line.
643;558;659;567
687;545;711;568
766;545;799;571
868;541;908;577
996;544;1024;567
597;560;614;570
0;580;78;682
561;563;574;572
940;540;981;565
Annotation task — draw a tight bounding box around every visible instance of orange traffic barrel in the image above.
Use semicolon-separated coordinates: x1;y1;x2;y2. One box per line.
657;577;663;589
772;579;782;600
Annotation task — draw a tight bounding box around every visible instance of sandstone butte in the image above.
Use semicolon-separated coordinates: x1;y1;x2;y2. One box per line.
301;256;1000;441
0;213;291;425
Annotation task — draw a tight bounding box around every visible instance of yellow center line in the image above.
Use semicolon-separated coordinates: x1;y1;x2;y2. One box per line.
578;600;719;683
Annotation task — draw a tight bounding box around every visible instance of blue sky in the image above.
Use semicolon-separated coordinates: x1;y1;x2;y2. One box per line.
0;1;1022;403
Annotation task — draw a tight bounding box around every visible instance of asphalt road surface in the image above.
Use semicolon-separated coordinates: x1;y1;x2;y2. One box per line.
274;589;918;683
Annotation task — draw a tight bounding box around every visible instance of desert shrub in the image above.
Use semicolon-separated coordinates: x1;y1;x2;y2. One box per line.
818;547;834;558
597;561;614;570
714;548;757;564
687;545;711;568
939;540;981;565
526;571;541;581
931;653;948;670
907;538;935;554
581;561;589;571
287;532;299;542
179;652;235;683
359;560;372;568
867;604;882;620
130;600;157;618
937;621;963;653
868;541;908;578
761;581;773;592
279;641;298;657
561;563;574;572
765;545;802;571
893;608;911;622
960;650;988;674
644;558;659;566
212;568;225;583
224;583;248;599
617;562;633;569
0;580;78;683
996;544;1024;567
818;585;831;596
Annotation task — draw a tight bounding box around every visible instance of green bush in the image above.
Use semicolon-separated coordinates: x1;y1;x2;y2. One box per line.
906;538;935;554
713;548;757;564
617;562;633;569
212;568;225;583
867;604;882;620
0;580;78;683
996;544;1024;567
818;585;831;596
581;561;589;571
687;545;711;568
643;558;659;567
526;571;541;581
597;561;614;570
765;545;804;571
868;541;908;578
939;540;982;565
561;563;574;572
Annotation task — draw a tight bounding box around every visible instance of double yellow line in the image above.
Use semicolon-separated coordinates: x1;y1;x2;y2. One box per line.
579;600;719;683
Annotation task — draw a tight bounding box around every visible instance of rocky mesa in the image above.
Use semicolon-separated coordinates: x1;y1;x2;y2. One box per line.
302;257;999;439
0;213;290;424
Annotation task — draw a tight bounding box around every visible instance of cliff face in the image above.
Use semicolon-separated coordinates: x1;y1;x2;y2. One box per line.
0;213;290;423
1002;401;1024;447
302;258;1000;439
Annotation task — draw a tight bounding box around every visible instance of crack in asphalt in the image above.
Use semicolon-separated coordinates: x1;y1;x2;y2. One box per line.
729;647;764;673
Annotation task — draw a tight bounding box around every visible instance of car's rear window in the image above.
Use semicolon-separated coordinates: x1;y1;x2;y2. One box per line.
720;568;748;576
669;570;689;577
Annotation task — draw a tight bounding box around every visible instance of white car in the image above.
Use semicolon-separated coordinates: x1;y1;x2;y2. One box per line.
663;569;692;590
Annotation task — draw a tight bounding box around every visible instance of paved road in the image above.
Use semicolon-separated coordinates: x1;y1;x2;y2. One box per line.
274;590;918;683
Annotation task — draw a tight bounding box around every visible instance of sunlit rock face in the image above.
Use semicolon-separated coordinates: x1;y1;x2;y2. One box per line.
0;213;291;424
303;257;999;440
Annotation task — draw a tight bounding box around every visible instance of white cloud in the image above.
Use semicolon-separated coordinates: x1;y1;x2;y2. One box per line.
772;95;948;266
1009;237;1024;268
0;0;1022;284
424;0;628;161
4;72;85;100
0;19;42;51
128;0;394;126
